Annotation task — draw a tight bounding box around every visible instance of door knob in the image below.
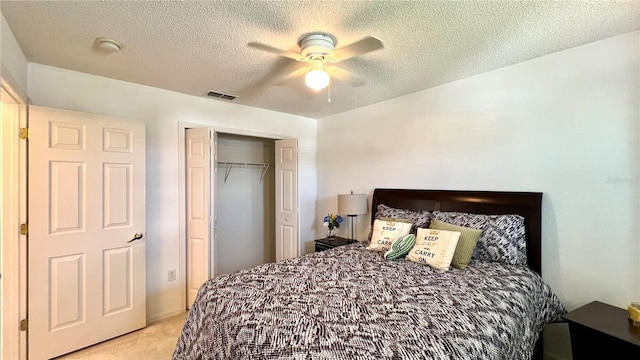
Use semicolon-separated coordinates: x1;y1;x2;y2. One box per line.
127;232;144;243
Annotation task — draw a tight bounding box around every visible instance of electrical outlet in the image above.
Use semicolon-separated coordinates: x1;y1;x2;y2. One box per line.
168;269;176;282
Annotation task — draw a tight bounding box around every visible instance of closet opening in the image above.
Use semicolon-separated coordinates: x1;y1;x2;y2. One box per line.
214;133;276;275
181;126;298;310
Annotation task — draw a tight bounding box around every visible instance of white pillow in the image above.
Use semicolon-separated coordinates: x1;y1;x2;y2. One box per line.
406;228;461;271
367;218;412;253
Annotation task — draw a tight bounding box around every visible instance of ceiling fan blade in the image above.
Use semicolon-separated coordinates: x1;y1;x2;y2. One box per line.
274;66;308;85
328;36;383;63
257;57;304;86
326;66;366;87
238;58;302;97
247;41;304;61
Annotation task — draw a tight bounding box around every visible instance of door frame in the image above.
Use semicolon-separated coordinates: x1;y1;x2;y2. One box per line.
177;122;298;313
1;78;28;360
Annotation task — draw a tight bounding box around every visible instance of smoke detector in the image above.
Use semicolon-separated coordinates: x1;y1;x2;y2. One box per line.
94;37;122;54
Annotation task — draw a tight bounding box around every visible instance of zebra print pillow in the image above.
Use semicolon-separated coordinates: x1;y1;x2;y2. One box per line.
368;204;433;241
432;211;527;266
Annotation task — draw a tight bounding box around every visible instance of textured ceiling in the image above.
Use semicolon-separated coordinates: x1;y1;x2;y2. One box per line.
2;1;639;119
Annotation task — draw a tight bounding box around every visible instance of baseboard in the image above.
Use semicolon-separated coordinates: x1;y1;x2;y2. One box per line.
147;308;186;325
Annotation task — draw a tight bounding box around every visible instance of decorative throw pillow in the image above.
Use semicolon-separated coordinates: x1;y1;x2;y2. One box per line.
406;228;460;271
432;211;527;266
368;204;433;241
429;219;482;270
384;234;416;260
367;218;412;253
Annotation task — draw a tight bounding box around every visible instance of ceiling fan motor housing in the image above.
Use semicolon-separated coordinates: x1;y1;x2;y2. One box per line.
298;32;336;58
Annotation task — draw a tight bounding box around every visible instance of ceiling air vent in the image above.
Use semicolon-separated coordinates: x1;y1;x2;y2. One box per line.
206;91;237;101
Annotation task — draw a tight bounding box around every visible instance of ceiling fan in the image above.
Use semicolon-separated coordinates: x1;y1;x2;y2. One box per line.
247;32;383;91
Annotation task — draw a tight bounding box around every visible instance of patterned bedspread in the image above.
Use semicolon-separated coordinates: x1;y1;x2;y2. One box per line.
173;242;565;360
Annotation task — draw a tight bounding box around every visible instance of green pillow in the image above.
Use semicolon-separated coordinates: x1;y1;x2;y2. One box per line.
384;234;416;260
429;219;482;269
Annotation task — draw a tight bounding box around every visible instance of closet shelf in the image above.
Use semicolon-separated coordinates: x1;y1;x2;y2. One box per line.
217;161;274;183
217;161;274;167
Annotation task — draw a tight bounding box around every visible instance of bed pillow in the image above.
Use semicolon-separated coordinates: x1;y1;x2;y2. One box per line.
432;211;527;266
406;228;460;271
367;218;412;253
429;219;482;270
368;204;433;241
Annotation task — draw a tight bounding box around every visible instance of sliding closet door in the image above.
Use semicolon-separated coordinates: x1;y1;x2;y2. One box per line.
185;128;212;308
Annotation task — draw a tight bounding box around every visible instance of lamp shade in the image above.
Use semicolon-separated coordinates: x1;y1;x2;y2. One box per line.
338;193;367;215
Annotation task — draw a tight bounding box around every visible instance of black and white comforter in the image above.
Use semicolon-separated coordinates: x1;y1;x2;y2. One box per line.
173;243;565;360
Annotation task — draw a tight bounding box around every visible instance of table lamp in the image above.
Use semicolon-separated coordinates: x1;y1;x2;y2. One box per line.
338;191;367;241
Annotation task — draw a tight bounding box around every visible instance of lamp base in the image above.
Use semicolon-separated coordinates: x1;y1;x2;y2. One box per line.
348;214;357;241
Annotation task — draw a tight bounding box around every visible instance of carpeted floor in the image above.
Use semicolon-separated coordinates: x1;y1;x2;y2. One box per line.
54;312;188;359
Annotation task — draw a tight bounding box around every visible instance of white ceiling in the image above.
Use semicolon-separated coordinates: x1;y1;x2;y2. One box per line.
2;1;639;119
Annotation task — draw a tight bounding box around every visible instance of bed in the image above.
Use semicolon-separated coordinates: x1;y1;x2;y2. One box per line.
173;189;565;360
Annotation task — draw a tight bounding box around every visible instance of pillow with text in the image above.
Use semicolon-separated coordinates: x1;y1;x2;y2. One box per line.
367;218;412;253
406;228;461;271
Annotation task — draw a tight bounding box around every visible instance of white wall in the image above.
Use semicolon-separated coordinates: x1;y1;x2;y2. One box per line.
318;31;640;312
27;64;317;322
1;13;28;100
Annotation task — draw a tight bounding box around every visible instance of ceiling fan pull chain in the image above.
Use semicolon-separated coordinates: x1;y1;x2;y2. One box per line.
328;78;331;103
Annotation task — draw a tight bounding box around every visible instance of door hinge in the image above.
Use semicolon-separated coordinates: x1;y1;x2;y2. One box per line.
19;128;28;140
20;223;28;235
20;318;28;331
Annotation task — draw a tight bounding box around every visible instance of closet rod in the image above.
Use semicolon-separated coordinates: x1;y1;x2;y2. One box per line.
219;162;273;183
217;161;274;167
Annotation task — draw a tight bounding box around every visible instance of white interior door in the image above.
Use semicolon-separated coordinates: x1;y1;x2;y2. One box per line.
275;138;298;260
185;128;211;308
28;106;146;359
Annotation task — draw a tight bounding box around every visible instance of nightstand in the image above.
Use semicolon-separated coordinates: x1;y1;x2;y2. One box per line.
562;301;640;359
314;236;357;252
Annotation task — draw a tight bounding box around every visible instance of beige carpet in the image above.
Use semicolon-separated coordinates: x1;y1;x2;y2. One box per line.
54;312;188;360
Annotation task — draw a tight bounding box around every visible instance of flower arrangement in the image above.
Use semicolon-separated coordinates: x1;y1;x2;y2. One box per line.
323;214;343;230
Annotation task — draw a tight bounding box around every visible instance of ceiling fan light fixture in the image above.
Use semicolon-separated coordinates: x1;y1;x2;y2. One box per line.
305;58;329;90
305;69;329;90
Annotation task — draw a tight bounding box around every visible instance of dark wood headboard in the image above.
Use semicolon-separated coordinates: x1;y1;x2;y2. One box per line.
371;189;543;275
